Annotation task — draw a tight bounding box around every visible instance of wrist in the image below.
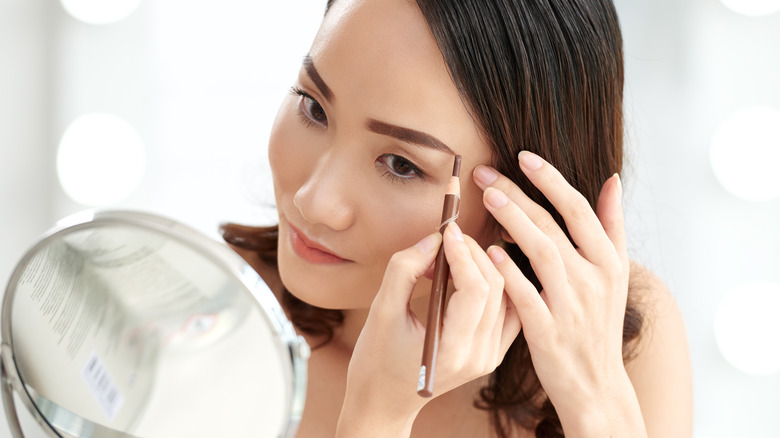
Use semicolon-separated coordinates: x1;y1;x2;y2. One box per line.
335;388;422;438
557;372;647;438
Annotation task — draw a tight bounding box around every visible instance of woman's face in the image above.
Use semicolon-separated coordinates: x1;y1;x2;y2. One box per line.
269;0;496;309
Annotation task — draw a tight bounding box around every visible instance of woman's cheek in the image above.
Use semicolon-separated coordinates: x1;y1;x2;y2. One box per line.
268;99;316;194
376;195;441;254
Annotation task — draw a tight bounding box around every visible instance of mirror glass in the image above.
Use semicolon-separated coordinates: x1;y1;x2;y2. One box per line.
1;211;307;438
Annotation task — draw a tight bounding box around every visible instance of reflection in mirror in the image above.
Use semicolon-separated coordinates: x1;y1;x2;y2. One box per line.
1;211;308;438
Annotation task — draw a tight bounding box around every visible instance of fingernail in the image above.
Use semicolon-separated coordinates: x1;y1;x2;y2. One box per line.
415;232;441;253
448;222;464;242
518;151;543;171
485;188;508;208
614;173;623;205
473;165;498;186
487;246;506;264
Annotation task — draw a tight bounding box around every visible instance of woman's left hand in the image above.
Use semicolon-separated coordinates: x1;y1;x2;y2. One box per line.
473;151;646;436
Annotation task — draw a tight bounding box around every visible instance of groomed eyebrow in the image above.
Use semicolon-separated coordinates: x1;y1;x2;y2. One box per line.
303;55;334;102
302;56;454;155
367;119;455;155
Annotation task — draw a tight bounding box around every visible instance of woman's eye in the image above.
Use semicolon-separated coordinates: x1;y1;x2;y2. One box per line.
377;154;425;181
290;87;328;128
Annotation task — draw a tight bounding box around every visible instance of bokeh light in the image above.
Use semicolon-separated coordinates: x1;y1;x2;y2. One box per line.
714;281;780;376
60;0;143;25
57;113;146;206
710;106;780;202
721;0;780;16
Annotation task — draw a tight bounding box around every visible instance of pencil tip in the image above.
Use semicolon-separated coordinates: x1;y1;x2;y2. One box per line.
452;155;462;177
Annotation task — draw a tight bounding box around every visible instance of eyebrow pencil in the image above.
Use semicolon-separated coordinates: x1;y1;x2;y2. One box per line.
418;154;462;398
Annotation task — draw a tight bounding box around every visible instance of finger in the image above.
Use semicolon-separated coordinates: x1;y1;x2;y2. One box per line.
438;224;509;377
596;174;627;267
517;151;617;266
488;284;521;360
454;244;518;368
486;245;552;342
438;223;493;342
474;164;576;258
372;232;442;319
498;294;522;356
460;235;506;340
482;187;570;299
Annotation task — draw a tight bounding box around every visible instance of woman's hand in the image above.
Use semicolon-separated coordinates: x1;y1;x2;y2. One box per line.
336;224;521;437
473;151;646;436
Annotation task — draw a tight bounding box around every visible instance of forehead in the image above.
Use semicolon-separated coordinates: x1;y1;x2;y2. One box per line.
307;0;489;160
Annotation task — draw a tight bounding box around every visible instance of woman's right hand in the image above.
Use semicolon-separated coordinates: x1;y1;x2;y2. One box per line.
335;224;521;437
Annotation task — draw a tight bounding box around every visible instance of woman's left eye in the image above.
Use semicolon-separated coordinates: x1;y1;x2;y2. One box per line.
376;154;425;181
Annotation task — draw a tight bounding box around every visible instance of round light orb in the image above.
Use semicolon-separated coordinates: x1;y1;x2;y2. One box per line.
710;106;780;202
60;0;143;25
714;281;780;376
721;0;780;16
57;113;146;206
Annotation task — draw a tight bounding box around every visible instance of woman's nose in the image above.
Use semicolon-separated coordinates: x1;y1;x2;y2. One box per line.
292;162;356;231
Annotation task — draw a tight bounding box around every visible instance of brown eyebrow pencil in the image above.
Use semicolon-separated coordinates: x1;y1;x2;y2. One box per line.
418;154;462;398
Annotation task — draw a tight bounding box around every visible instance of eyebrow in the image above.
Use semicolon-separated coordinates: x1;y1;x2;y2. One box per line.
366;119;455;155
302;56;454;155
303;55;334;102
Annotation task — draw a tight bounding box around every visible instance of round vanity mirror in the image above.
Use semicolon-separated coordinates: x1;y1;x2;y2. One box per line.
1;210;308;438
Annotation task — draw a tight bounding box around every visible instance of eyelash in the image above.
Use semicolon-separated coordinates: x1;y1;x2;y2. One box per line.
289;86;426;183
377;154;426;182
290;86;328;129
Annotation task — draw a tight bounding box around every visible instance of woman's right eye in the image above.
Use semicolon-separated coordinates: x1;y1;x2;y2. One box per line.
290;87;328;128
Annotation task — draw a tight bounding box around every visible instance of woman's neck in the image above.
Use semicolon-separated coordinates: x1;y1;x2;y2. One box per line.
328;293;434;352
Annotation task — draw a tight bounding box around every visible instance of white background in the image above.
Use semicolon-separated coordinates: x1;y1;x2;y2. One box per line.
1;0;779;436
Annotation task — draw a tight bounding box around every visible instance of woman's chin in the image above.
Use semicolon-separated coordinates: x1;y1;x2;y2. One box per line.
277;266;372;310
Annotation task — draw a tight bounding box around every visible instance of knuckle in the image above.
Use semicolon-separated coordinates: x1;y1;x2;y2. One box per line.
387;251;408;269
535;214;560;236
533;240;560;264
386;251;418;276
580;278;601;296
473;282;491;299
494;178;516;194
567;196;593;222
494;179;524;204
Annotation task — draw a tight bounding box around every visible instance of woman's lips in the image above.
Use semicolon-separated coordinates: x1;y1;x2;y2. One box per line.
289;225;350;264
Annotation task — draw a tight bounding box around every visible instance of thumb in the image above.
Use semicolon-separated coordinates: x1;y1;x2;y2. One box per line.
372;232;442;313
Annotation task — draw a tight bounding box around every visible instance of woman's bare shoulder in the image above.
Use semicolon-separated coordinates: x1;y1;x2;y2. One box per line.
626;262;693;437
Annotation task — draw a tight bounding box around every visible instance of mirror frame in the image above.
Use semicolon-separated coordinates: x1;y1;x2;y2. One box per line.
1;210;308;438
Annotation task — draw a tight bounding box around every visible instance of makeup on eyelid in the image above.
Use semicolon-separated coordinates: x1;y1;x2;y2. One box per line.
419;154;462;398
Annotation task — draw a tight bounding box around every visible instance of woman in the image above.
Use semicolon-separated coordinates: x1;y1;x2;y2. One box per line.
223;0;693;436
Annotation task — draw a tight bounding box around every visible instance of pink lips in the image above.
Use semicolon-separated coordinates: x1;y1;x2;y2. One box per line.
289;225;350;264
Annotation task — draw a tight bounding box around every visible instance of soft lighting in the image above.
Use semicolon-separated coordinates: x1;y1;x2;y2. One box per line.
710;106;780;202
57;113;146;206
721;0;780;16
714;281;780;376
60;0;143;25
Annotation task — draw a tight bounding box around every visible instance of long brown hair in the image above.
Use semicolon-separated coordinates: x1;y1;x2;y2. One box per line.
222;0;643;436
